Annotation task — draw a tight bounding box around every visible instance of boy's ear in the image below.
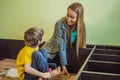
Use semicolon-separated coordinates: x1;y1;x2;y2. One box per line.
32;39;39;47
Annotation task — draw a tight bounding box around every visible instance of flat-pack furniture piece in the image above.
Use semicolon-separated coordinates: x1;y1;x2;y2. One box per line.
66;46;93;73
76;45;120;80
0;39;120;80
0;39;24;59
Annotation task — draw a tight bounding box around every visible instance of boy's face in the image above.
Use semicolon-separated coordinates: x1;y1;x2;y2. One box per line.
38;36;44;45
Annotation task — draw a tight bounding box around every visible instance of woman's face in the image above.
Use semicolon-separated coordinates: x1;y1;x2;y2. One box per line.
66;8;77;26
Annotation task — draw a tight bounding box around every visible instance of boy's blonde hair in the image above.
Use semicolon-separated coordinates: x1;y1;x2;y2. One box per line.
24;27;44;47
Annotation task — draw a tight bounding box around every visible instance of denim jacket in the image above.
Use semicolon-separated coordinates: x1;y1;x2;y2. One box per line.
42;17;68;65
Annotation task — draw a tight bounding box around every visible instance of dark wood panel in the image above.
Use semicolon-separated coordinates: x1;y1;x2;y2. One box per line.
96;45;120;50
66;48;91;73
84;60;120;74
90;54;120;62
78;71;120;80
0;39;24;59
93;49;120;55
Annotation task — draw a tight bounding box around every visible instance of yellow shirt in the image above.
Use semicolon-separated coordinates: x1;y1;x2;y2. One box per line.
16;46;38;80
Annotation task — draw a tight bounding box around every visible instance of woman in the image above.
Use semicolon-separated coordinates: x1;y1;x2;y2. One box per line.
42;2;86;76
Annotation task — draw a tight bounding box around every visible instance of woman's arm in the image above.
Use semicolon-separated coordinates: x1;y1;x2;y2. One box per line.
53;20;70;76
54;20;67;65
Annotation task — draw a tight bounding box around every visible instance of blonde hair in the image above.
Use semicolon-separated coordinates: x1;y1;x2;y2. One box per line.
67;2;86;57
24;27;44;47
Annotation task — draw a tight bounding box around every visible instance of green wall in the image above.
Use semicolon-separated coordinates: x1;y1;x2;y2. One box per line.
0;0;120;46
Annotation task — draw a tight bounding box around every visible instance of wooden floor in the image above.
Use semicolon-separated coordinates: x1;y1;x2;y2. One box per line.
0;75;76;80
0;58;77;80
0;74;76;80
53;73;76;80
0;58;16;73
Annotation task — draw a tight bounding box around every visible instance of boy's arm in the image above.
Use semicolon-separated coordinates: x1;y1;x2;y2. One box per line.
24;64;51;79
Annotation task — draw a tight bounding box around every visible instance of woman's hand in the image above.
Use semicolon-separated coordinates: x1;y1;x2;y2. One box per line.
60;66;70;77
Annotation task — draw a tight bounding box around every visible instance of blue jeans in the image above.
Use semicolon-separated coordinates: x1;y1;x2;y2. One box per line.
48;52;61;67
24;48;49;80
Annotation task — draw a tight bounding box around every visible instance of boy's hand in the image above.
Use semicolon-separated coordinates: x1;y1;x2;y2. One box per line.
43;72;51;79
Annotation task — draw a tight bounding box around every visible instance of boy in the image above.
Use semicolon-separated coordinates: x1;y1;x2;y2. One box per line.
16;27;60;80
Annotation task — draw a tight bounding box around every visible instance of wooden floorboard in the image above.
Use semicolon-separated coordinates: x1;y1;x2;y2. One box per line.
0;74;77;80
0;58;77;80
0;58;16;73
53;73;76;80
